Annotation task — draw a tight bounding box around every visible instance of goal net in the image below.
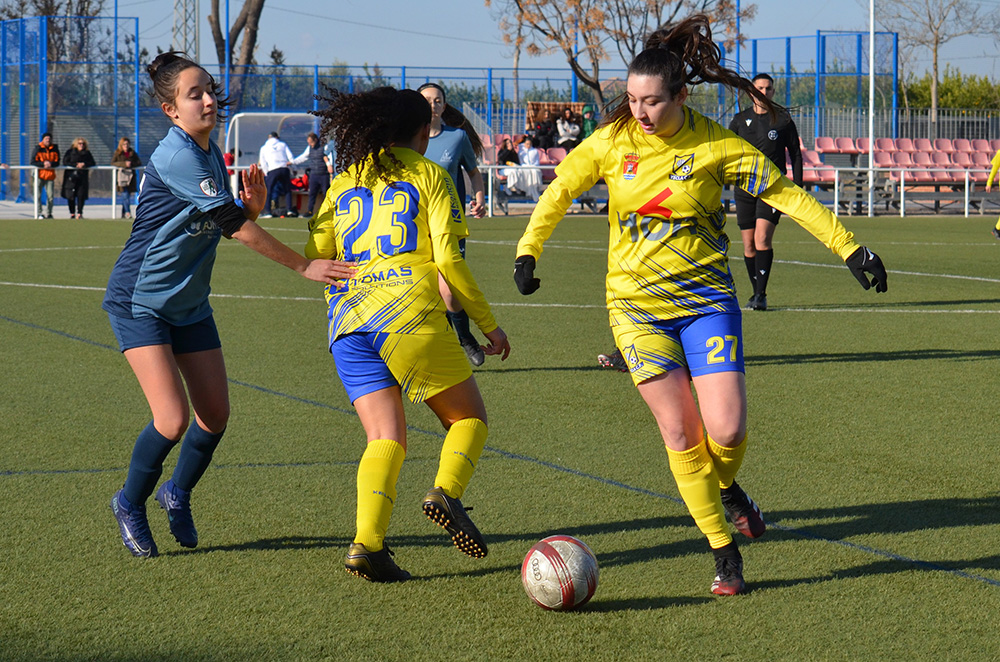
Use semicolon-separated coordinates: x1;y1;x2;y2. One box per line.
224;112;322;188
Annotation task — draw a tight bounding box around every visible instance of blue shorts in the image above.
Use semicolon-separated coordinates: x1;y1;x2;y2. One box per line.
107;313;222;354
612;310;744;385
332;330;472;404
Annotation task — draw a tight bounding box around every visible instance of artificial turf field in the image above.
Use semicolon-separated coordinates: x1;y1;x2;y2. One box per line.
1;211;999;660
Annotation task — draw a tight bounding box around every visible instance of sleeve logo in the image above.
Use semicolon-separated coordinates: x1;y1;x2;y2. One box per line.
199;177;219;197
622;152;640;180
669;154;694;181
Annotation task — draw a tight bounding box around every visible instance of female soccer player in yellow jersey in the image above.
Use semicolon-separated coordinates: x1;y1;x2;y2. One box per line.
986;149;1000;240
307;86;511;582
513;15;888;596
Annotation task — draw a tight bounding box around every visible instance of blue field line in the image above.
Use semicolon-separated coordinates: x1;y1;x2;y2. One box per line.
4;314;999;589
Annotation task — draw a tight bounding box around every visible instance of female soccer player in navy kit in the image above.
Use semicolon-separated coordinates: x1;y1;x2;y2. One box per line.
514;16;888;595
103;52;355;558
307;86;510;582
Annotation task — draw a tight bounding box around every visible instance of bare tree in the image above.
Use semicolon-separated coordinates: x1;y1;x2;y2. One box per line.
207;0;266;113
874;0;1000;130
485;0;750;107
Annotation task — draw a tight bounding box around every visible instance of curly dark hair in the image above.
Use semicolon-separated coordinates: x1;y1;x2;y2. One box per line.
313;86;431;187
147;50;230;122
601;14;781;136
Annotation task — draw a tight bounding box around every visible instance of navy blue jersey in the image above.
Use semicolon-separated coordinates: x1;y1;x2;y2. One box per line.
103;126;233;325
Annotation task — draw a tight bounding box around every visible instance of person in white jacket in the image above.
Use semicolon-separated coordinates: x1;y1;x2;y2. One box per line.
258;132;294;216
556;107;582;150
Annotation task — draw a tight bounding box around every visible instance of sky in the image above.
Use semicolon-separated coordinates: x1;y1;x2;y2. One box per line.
117;0;1000;80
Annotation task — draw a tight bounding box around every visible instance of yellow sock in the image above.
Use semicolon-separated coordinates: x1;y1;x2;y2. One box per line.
667;443;732;549
354;438;405;552
433;418;487;500
995;218;1000;231
707;433;747;490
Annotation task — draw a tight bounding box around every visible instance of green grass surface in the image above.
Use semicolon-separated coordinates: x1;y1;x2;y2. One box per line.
2;213;1000;660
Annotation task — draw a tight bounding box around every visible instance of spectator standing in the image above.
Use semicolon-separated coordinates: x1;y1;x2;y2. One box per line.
290;132;331;218
62;137;96;219
31;132;60;219
556;107;582;150
518;137;543;202
112;137;142;219
581;105;598;139
258;131;294;217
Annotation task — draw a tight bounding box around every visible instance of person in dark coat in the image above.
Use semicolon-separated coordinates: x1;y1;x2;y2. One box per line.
62;137;96;218
111;137;142;219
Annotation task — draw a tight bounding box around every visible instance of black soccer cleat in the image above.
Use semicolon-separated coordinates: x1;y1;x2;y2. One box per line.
344;542;411;583
711;546;747;596
720;480;766;539
597;348;629;372
749;293;768;311
422;487;488;558
460;337;485;367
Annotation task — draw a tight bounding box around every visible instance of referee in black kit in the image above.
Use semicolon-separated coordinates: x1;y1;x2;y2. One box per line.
729;73;803;311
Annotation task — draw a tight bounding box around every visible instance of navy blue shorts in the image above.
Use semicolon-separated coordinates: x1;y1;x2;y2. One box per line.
107;313;222;354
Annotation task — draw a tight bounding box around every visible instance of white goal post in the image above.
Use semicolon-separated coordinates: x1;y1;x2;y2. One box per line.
224;112;322;191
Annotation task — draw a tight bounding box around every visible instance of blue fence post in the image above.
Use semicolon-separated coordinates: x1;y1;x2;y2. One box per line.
17;18;27;202
1;22;6;200
113;10;119;143
271;73;276;112
313;65;319;113
891;32;899;139
814;31;822;142
487;67;493;135
499;76;505;134
856;34;863;109
401;65;406;89
133;17;140;156
785;37;791;107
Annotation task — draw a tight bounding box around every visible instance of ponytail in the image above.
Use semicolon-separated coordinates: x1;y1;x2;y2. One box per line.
601;14;781;137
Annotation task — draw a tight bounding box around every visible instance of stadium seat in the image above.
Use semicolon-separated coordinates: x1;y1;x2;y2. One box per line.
991;139;1000;152
971;151;992;167
913;138;933;152
546;147;567;163
953;138;974;153
492;133;510;147
481;134;494;148
971;138;992;153
855;137;871;153
909;169;936;183
933;138;955;153
889;152;913;167
951;152;973;169
802;149;825;166
911;151;933;167
814;136;836;153
894;138;915;152
931;152;952;167
834;137;859;154
874;138;895;152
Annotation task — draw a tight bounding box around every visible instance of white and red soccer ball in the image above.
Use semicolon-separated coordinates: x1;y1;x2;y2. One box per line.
521;535;599;611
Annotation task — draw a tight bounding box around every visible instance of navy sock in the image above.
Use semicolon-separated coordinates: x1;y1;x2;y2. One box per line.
446;310;475;342
122;421;179;506
172;422;225;491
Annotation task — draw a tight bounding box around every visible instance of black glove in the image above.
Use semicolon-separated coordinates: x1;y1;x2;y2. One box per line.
514;255;540;295
845;246;888;293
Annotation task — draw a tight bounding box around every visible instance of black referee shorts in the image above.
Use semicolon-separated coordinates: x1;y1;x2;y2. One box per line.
734;189;781;230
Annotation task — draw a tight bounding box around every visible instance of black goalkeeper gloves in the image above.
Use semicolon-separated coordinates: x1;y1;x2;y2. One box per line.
845;246;888;293
514;255;540;295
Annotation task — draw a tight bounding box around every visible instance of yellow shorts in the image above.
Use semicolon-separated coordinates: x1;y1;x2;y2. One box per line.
332;330;473;404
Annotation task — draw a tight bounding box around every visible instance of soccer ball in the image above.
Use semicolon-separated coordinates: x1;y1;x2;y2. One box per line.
521;535;599;611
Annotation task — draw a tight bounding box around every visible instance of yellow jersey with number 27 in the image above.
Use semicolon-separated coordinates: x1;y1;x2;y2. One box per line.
516;107;859;326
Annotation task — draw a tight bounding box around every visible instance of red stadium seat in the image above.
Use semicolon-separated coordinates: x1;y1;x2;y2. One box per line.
953;138;974;153
971;138;992;153
908;169;936;183
546;147;567;163
890;152;913;167
913;138;933;152
814;136;836;153
991;139;1000;152
950;152;973;169
492;133;510;147
931;152;952;167
802;150;824;166
971;151;992;167
855;137;871;153
933;138;955;153
874;138;895;152
911;151;933;167
894;138;915;152
834;137;859;154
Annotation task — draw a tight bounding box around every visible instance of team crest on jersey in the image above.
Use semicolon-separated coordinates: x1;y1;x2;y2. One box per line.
744;118;752;126
623;344;642;372
199;177;219;197
768;130;778;141
669;154;695;181
622;153;640;180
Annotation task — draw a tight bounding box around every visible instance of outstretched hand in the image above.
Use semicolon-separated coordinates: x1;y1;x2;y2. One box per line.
301;258;356;285
514;255;540;295
482;326;510;361
846;246;888;293
240;164;267;219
